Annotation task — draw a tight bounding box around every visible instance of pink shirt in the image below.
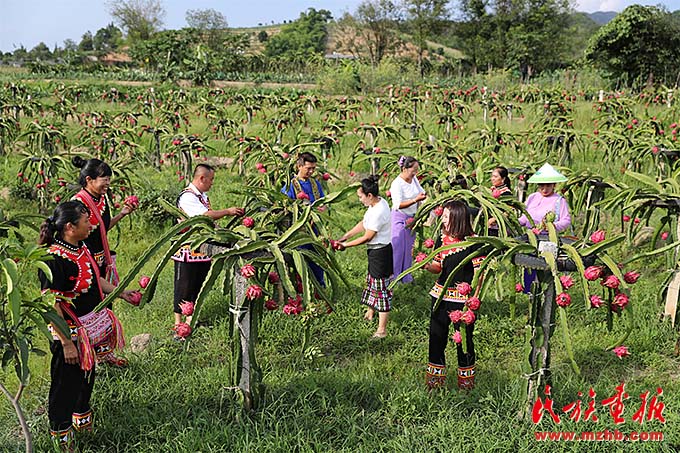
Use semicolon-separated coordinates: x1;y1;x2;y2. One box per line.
518;192;571;232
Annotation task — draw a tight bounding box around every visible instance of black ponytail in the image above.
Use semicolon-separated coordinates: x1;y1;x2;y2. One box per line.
38;201;89;246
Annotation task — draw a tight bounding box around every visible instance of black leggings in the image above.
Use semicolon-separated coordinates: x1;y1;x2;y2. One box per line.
428;298;475;368
49;341;96;431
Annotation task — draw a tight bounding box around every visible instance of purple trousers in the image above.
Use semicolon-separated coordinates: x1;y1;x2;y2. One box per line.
391;210;416;283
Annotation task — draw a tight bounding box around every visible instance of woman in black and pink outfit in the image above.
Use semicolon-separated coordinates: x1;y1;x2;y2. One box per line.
72;156;137;366
424;200;485;390
39;201;139;451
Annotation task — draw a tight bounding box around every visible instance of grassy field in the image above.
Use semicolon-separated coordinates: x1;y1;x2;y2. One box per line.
0;84;679;452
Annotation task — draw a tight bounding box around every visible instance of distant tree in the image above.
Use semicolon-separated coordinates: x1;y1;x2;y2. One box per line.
11;46;28;61
402;0;450;75
507;0;572;80
130;28;200;70
453;0;572;77
454;0;493;73
265;8;332;58
107;0;166;42
58;39;82;64
185;8;227;30
79;31;94;52
185;8;228;50
28;42;52;61
337;0;403;66
214;32;251;70
257;30;269;43
62;39;78;52
585;5;680;86
94;23;123;52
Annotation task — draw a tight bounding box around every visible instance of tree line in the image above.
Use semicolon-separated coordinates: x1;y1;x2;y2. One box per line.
2;0;680;89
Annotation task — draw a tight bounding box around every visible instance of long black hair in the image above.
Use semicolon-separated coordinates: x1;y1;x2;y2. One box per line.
442;200;473;239
73;156;112;188
38;201;89;246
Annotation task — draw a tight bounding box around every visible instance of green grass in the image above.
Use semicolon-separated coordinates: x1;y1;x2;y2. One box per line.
1;216;677;451
1;86;680;452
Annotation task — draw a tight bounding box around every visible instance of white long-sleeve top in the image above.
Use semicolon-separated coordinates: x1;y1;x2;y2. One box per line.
390;175;424;216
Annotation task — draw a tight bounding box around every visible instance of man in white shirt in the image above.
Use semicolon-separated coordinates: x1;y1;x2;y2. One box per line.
171;164;244;336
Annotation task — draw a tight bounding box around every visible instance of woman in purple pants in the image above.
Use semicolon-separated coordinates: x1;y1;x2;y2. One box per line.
390;156;426;283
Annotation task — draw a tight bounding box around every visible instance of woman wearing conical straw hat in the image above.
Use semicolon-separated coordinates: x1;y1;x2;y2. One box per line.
517;163;571;233
517;163;572;294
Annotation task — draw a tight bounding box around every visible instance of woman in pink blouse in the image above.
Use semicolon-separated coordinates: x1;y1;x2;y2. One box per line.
518;163;571;233
518;163;572;293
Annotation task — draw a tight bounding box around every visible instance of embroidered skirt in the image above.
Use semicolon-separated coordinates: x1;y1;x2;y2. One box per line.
78;309;122;360
361;244;393;312
361;274;392;312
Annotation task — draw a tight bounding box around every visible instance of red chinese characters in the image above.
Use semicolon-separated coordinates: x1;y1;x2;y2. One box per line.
533;384;665;426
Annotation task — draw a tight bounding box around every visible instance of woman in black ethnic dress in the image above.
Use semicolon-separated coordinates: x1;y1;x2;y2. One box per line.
71;156;137;366
39;201;139;451
423;200;485;390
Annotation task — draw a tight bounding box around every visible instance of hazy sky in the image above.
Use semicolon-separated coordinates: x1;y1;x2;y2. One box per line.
2;0;679;53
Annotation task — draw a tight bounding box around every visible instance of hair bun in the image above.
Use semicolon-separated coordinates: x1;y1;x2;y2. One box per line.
72;156;86;168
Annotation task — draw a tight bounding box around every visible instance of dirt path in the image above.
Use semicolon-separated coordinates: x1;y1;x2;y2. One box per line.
21;78;317;90
209;80;317;90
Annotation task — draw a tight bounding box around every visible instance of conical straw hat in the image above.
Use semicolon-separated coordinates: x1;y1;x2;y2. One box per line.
527;163;567;183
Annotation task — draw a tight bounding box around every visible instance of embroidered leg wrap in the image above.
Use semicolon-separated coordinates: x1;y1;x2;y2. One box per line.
426;363;446;389
50;426;74;451
72;409;93;432
457;365;476;390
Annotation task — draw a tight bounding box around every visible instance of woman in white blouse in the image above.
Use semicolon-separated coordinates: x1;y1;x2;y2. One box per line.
390;156;426;283
338;177;393;338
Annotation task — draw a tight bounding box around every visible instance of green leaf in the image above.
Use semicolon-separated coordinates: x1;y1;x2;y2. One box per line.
16;337;30;384
579;234;625;257
599;253;629;291
275;206;312;246
625;170;663;193
41;307;71;342
560;244;591;308
190;257;227;331
28;312;52;343
268;243;296;297
211;240;270;260
622;240;680;265
138;229;197;309
2;258;20;326
558;307;580;375
316;183;360;205
541;251;563;294
291;250;310;307
33;260;53;283
388;240;475;290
